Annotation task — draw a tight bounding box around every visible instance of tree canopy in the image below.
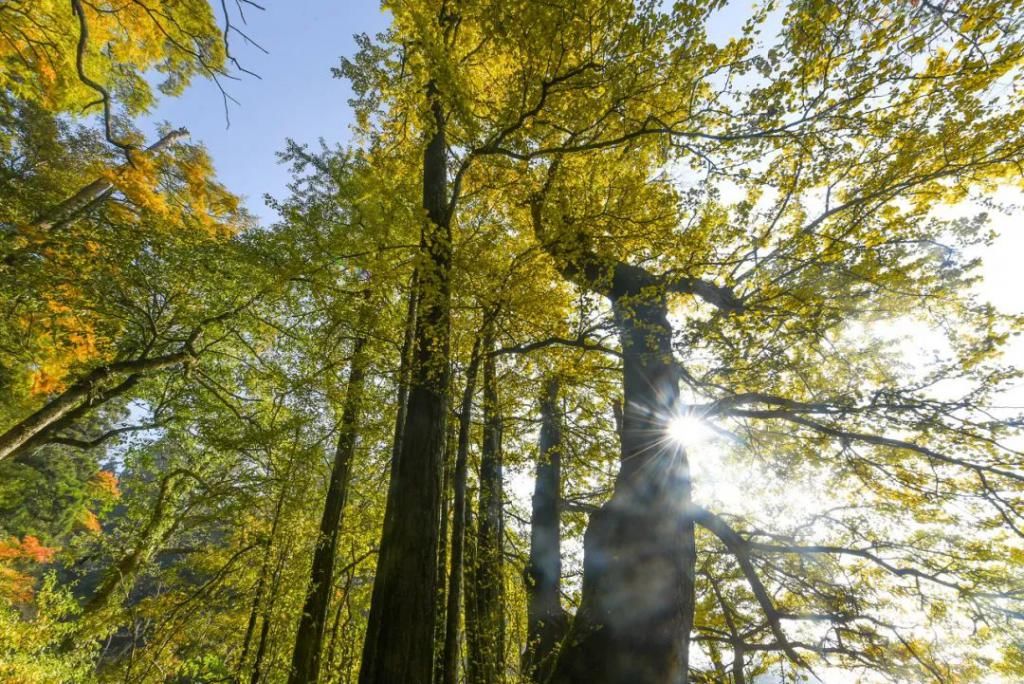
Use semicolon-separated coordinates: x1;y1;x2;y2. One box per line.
2;1;1024;683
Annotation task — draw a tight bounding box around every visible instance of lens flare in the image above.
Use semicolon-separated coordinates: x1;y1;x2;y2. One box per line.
666;414;716;448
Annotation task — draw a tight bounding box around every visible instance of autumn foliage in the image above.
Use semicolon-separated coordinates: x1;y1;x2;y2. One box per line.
1;1;1024;683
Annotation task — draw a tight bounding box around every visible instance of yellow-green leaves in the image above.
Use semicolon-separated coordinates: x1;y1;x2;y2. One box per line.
0;0;225;120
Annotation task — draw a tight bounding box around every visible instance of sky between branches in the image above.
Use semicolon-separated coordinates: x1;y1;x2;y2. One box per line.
142;0;1024;411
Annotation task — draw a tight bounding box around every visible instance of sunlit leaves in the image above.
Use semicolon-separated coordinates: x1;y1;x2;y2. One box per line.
0;0;225;120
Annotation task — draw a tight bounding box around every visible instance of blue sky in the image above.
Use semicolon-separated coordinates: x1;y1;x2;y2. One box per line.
142;1;390;225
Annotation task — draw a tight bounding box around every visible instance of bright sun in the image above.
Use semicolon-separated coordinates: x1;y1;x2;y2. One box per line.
666;414;717;448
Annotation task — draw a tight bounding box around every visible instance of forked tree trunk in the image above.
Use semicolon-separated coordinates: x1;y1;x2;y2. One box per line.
523;376;568;683
289;297;371;684
468;335;505;684
531;192;696;683
359;86;452;684
550;291;696;684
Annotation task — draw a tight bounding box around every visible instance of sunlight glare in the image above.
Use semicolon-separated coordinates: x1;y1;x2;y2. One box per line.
666;414;716;448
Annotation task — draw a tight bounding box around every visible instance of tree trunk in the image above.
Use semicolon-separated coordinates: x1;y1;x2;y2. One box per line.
0;349;190;462
359;85;452;684
464;492;481;684
469;335;505;684
550;291;695;684
81;470;189;619
238;450;295;680
28;127;189;233
289;299;370;684
532;189;697;684
390;268;419;483
523;376;568;683
441;335;484;684
251;542;293;684
433;390;456;684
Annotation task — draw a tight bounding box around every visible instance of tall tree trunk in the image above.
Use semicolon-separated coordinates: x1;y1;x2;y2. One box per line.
441;335;484;684
238;449;296;680
550;291;695;684
359;85;452;684
523;376;568;683
469;335;505;684
250;610;274;684
464;492;481;684
434;397;457;684
390;268;419;482
251;541;293;684
532;195;696;684
289;298;371;684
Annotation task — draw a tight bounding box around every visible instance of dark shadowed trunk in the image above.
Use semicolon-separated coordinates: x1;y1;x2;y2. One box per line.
442;335;485;684
532;193;696;684
359;85;452;684
464;491;481;684
251;541;294;684
468;334;505;684
523;376;568;683
238;449;296;681
549;288;695;684
434;392;457;684
390;268;419;482
289;300;370;684
441;334;484;684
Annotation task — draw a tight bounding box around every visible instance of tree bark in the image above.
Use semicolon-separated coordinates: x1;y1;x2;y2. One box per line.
549;287;695;684
441;335;484;684
251;543;292;684
552;286;696;679
238;449;295;681
29;127;189;233
389;268;419;483
289;297;370;684
468;333;505;684
434;388;456;684
532;195;696;684
523;376;568;683
0;349;192;462
464;491;481;684
359;84;452;684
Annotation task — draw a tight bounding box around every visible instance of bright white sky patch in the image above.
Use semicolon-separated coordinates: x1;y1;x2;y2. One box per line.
666;413;717;448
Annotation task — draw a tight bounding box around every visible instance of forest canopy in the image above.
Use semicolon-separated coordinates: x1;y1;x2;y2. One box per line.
2;1;1024;683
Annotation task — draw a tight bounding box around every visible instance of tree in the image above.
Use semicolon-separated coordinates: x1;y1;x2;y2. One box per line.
4;1;1024;682
0;0;258;145
523;377;569;683
346;0;1024;680
467;330;506;684
354;4;459;681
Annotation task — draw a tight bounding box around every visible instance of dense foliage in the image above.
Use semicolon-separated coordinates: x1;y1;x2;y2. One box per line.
2;1;1023;683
